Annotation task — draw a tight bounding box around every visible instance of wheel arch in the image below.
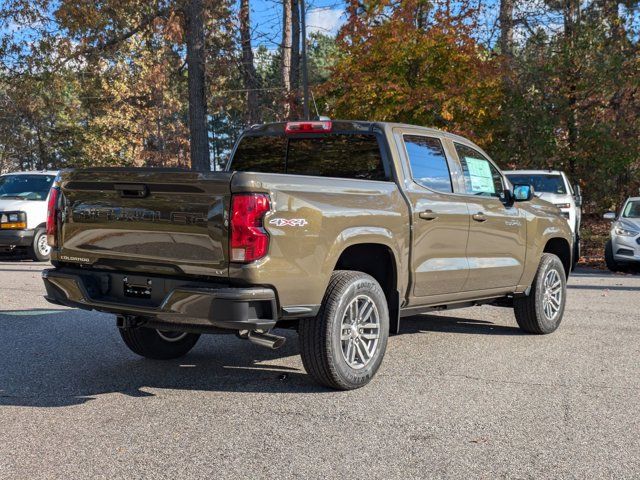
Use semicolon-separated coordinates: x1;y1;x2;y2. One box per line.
543;237;572;278
332;241;401;334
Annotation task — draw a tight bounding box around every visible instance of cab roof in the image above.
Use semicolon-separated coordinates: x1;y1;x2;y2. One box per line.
504;169;565;176
1;170;58;176
244;120;485;148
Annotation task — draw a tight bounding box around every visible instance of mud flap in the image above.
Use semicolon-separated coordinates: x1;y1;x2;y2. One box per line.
388;290;401;335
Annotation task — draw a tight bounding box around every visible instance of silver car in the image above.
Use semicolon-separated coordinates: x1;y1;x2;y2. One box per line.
604;197;640;272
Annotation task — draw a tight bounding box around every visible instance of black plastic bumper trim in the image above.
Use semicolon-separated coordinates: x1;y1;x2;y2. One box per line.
42;268;278;331
0;228;35;247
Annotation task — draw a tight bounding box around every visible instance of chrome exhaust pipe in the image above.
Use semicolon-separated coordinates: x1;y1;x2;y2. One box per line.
247;330;286;350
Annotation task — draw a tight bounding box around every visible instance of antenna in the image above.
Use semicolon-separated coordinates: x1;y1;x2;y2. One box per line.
300;0;310;120
310;90;320;119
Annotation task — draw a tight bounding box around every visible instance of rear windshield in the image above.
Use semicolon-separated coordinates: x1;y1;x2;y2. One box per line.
0;174;55;201
505;174;567;194
231;134;389;181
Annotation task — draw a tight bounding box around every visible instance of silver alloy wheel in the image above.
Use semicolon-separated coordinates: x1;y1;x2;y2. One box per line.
37;233;51;257
156;330;189;342
542;268;562;321
340;294;380;370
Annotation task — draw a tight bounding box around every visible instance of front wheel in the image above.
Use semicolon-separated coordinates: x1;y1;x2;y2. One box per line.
604;239;626;273
514;253;567;334
298;271;389;390
571;236;580;271
28;228;51;262
119;326;200;359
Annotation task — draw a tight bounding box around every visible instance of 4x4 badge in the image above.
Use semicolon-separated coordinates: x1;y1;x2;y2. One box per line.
269;218;308;227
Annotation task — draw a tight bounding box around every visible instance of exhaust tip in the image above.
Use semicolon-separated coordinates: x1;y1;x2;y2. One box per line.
247;330;286;350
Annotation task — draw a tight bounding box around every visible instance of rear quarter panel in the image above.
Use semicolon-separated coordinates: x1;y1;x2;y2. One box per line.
229;172;410;310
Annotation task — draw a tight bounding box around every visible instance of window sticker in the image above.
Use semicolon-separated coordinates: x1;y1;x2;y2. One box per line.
465;157;495;194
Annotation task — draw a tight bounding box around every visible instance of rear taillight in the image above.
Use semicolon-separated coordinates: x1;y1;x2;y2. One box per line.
285;121;332;134
230;193;271;263
46;187;60;247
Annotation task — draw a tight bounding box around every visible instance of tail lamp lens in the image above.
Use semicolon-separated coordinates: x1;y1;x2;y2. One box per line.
230;193;271;262
46;187;60;247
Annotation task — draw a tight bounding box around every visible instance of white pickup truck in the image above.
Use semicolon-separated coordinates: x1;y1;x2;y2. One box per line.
505;170;582;268
0;171;58;261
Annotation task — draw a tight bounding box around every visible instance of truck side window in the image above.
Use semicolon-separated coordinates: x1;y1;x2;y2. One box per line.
454;143;504;197
403;135;452;192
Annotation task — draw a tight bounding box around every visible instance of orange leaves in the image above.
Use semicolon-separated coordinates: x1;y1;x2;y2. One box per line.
322;0;502;146
157;11;184;44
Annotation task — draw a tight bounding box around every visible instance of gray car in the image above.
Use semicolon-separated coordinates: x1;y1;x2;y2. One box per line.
604;197;640;271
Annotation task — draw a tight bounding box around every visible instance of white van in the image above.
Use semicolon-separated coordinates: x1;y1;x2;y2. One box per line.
0;171;59;261
505;170;582;268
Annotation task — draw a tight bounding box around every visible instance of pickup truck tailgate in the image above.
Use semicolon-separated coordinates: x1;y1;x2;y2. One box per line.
56;169;232;278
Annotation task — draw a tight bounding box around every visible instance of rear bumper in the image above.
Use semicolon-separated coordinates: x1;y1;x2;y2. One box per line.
0;229;35;248
42;268;278;331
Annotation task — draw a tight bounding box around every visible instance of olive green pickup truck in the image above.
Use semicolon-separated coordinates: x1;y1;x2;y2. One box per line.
42;120;573;390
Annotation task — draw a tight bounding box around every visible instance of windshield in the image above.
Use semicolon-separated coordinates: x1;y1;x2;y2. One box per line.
622;200;640;218
0;175;56;201
505;174;567;194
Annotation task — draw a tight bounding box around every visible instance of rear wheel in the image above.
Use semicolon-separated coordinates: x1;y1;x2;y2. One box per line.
514;253;566;334
119;326;200;359
28;228;51;262
298;271;389;390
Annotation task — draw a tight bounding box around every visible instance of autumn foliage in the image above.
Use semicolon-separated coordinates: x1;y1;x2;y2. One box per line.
324;0;502;147
0;0;638;211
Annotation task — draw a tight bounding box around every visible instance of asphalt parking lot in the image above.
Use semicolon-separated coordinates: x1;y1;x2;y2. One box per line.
0;260;639;479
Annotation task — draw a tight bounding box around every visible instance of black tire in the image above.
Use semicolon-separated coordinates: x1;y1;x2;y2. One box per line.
604;239;625;273
571;236;580;271
28;228;51;262
119;326;200;360
298;271;389;390
514;253;567;334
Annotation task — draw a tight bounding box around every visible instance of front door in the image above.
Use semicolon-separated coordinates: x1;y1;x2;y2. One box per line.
398;133;470;299
452;142;526;291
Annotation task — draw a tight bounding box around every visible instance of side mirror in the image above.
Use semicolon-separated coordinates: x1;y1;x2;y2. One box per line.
574;195;583;207
573;184;583;207
603;212;616;221
513;184;534;202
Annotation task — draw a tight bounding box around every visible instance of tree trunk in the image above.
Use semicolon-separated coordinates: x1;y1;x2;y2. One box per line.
281;0;293;119
563;0;580;176
290;0;300;116
499;0;514;57
240;0;261;124
185;0;210;171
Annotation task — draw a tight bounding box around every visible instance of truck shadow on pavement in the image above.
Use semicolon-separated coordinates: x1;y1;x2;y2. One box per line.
400;315;523;336
0;308;520;408
0;308;328;408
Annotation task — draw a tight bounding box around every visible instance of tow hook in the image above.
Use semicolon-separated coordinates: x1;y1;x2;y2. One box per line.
237;330;286;350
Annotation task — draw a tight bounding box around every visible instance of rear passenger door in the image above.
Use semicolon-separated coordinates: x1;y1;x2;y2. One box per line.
452;143;526;291
397;131;470;300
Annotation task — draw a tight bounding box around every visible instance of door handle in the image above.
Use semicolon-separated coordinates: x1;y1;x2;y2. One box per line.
419;210;438;221
472;212;487;222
